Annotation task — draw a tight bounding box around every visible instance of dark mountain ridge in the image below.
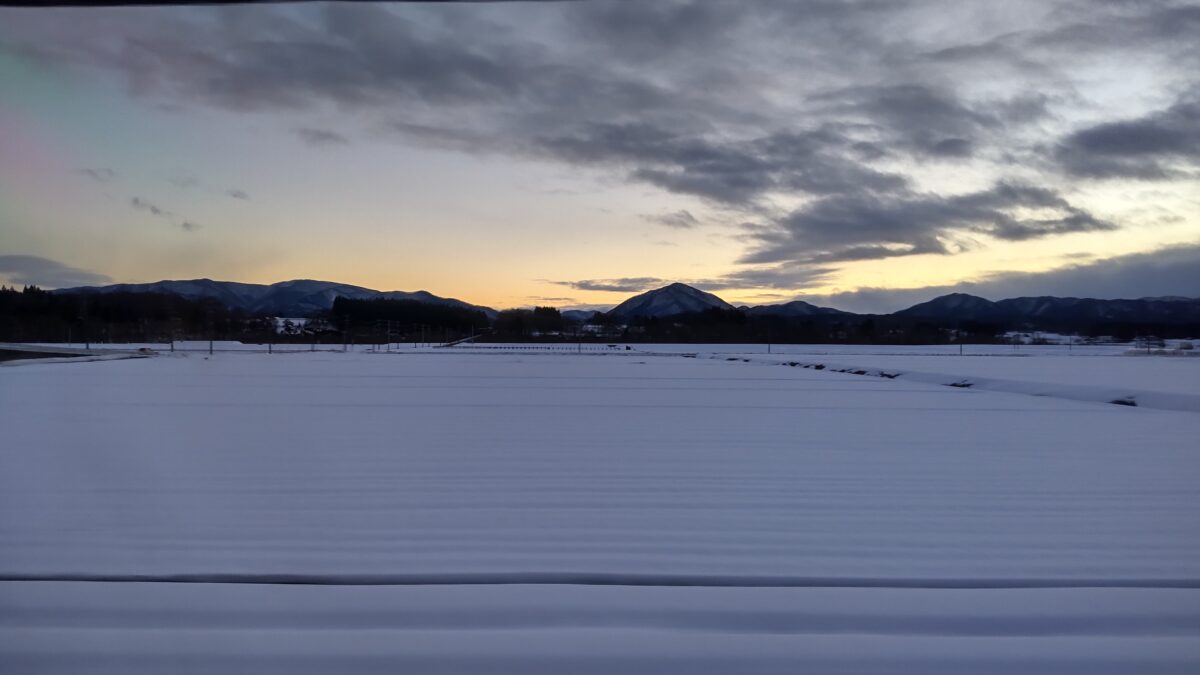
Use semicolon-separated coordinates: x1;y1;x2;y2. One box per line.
55;278;497;319
895;292;1200;325
42;279;1200;334
744;300;851;318
606;282;734;320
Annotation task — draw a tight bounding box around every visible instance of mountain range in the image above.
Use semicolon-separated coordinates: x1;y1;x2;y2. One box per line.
53;278;1200;326
606;285;1198;325
744;300;852;318
894;292;1200;324
56;279;498;319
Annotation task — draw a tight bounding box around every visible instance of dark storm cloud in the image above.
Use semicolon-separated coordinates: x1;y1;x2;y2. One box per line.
742;183;1116;265
13;2;685;126
147;5;527;112
535;123;908;205
811;83;997;158
570;1;738;53
920;2;1200;77
1029;2;1200;60
794;243;1200;313
533;123;772;204
1055;90;1200;179
295;128;350;147
0;254;111;288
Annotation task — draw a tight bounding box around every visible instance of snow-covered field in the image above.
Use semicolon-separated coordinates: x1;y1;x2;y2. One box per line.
1;348;1198;673
634;344;1200;412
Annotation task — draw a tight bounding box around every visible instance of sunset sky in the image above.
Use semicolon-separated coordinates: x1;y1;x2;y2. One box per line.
1;1;1197;312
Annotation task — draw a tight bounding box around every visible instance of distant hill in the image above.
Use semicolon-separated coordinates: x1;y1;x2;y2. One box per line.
607;283;734;319
895;293;1200;325
994;296;1200;324
55;278;498;319
893;293;1006;321
745;300;850;318
561;309;600;323
601;285;1199;336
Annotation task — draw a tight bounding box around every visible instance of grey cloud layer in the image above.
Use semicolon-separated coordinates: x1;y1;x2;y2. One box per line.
642;210;700;229
0;255;111;288
295;128;350;147
743;183;1117;265
3;1;1196;289
551;264;837;295
1055;89;1200;179
551;277;666;293
535;123;910;205
796;244;1200;314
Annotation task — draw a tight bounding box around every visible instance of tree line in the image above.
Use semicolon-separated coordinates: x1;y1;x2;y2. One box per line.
2;285;1193;344
0;286;324;344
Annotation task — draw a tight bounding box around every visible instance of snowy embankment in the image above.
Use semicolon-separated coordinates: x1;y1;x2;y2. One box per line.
3;583;1198;675
682;352;1200;413
594;344;1200;413
1;350;1198;672
0;343;149;367
0;354;147;367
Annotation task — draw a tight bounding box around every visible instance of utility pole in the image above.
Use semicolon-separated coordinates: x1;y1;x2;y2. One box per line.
80;297;90;351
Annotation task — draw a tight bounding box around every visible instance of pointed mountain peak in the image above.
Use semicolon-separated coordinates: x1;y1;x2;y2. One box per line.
607;283;734;319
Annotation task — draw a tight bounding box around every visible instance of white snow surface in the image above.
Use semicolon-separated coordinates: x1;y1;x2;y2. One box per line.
1;348;1198;672
630;344;1200;412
